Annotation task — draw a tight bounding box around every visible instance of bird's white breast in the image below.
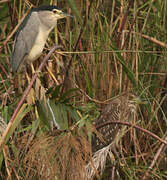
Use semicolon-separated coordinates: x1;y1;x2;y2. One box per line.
27;25;50;61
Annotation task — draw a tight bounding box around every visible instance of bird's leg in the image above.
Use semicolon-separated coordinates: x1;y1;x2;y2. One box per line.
30;62;42;77
30;63;35;74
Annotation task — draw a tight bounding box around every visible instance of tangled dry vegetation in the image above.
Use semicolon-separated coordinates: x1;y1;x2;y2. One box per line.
0;0;167;179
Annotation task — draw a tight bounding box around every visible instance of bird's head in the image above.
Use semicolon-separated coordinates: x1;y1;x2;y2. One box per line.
34;6;73;27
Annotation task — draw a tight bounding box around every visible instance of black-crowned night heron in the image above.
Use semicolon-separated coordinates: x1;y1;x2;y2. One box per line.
10;5;72;72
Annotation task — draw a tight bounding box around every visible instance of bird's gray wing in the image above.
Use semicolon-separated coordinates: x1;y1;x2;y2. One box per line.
10;12;40;72
10;31;27;72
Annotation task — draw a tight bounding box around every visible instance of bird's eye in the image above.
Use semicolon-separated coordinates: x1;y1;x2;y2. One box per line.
52;9;57;14
52;9;62;14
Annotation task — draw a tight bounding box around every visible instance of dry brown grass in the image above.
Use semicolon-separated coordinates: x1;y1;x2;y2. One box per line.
0;0;167;179
11;129;92;180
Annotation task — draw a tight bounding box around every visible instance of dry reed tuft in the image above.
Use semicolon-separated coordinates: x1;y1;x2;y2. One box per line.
13;129;92;180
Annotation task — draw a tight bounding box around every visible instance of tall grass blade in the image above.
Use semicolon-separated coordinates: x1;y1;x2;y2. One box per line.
66;0;82;24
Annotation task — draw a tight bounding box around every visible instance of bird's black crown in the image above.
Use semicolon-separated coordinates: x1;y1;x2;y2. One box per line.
32;5;62;12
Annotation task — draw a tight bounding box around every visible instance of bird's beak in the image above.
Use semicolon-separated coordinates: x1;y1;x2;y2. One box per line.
61;12;73;18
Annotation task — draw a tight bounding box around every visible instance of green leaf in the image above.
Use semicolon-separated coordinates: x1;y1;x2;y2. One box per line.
47;84;62;99
59;88;78;102
65;105;80;122
37;101;51;130
0;104;31;152
48;99;68;130
110;43;137;88
0;4;9;22
0;152;4;170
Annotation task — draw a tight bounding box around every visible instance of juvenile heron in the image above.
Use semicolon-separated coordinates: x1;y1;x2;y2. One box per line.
10;5;72;72
92;94;137;152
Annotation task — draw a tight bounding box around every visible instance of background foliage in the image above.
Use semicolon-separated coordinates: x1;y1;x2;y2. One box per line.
0;0;167;179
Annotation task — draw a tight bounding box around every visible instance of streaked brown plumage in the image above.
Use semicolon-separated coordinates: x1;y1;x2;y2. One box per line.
92;94;137;152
